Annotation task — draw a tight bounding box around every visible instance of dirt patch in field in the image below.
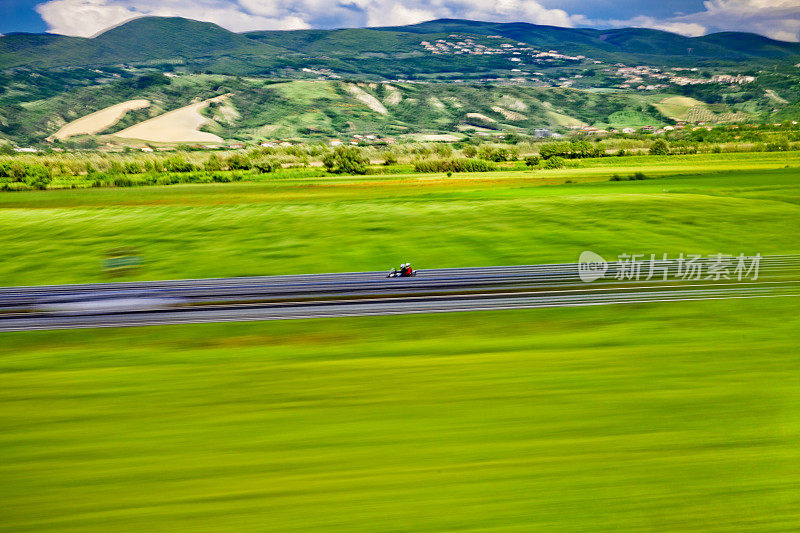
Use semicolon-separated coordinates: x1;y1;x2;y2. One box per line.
51;99;150;140
765;90;788;104
491;106;526;121
114;95;229;143
428;97;446;110
412;134;463;141
465;113;496;123
346;84;388;114
383;85;402;106
498;96;528;111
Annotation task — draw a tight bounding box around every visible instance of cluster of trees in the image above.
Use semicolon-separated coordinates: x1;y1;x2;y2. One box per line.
413;158;496;173
200;153;277;173
462;145;519;162
322;146;369;175
82;154;280;175
647;138;795;156
89;172;244;188
0;161;53;190
610;172;647;181
538;140;603;160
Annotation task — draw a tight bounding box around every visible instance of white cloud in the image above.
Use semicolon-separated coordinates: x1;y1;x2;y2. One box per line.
35;0;586;37
605;15;707;37
34;0;800;42
600;0;800;42
36;0;311;37
692;0;800;41
36;0;136;36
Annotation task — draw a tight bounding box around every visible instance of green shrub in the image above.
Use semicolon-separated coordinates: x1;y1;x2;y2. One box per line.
112;176;134;187
766;140;790;152
24;165;52;190
413;158;496;173
524;155;540;167
9;162;27;182
204;154;223;171
478;146;517;162
163;156;194;173
540;141;601;160
322;146;368;175
434;144;453;158
383;152;398;166
123;161;142;174
543;156;566;169
254;160;277;173
225;153;252;171
649;139;669;155
156;174;178;186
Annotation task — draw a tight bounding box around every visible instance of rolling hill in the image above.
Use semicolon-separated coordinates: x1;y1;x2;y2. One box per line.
1;17;799;144
2;17;800;71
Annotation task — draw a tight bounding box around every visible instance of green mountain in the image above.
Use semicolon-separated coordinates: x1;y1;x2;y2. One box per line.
385;19;800;60
1;17;799;145
2;17;799;71
0;18;273;69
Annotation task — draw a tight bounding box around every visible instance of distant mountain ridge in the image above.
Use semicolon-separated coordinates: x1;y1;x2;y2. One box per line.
381;19;800;59
2;16;799;71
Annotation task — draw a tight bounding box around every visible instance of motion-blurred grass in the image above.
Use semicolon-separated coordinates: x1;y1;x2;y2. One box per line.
2;298;800;531
0;164;798;286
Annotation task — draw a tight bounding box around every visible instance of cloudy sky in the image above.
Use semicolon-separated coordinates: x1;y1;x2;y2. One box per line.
1;0;799;41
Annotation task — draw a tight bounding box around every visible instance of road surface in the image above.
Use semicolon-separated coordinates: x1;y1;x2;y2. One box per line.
1;256;798;331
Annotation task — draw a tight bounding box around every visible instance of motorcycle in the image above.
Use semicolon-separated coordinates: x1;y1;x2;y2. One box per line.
387;266;417;278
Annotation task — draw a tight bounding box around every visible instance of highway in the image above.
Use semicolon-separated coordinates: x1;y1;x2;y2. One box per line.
1;255;798;331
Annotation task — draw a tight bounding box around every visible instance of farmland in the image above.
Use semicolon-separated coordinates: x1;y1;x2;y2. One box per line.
1;151;799;530
0;151;798;285
2;293;799;531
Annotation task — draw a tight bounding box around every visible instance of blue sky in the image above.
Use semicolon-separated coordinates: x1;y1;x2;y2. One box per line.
2;0;799;42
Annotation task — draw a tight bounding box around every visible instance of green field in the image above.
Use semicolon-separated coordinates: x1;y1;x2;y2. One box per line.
0;152;798;286
2;298;800;531
2;153;800;531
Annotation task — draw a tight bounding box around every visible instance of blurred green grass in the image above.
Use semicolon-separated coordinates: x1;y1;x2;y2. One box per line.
2;155;800;530
0;165;798;286
2;298;800;531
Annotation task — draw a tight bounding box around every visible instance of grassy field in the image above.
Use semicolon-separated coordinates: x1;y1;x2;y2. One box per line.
0;152;798;286
2;153;799;530
2;298;800;531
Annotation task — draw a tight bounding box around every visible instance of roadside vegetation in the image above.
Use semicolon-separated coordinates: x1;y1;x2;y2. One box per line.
2;127;800;191
0;156;797;286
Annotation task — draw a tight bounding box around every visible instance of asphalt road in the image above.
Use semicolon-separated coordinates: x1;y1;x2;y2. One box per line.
1;256;798;331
